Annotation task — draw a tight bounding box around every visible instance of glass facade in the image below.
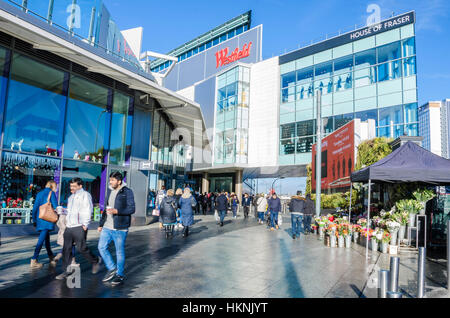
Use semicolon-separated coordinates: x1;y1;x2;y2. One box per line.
214;66;250;165
280;25;418;165
0;42;186;226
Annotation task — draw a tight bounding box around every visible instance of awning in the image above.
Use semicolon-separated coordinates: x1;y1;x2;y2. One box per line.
0;3;206;147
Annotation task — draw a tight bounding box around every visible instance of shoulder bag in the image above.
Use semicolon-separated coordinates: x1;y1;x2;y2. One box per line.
39;191;58;223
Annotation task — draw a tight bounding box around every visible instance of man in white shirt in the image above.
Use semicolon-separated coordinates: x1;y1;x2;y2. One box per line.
56;178;101;280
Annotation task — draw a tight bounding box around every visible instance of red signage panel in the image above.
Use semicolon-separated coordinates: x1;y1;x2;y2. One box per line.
215;42;252;68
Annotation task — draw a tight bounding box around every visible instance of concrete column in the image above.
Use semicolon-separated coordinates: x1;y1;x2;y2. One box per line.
235;169;243;201
202;172;209;193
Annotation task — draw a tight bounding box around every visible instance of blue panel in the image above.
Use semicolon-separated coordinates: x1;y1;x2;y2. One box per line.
194;77;216;138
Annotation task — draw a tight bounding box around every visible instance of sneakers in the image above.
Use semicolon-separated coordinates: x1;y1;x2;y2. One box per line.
102;269;117;282
92;257;102;274
71;258;80;267
220;222;224;227
30;259;43;269
55;271;69;280
111;274;124;286
49;256;57;267
276;225;279;230
270;227;275;231
292;235;296;240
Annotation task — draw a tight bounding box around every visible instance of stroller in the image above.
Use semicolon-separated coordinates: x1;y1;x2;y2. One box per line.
163;209;181;239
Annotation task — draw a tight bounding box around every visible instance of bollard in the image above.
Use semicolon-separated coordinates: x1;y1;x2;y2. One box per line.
386;291;403;298
418;247;426;298
389;256;400;293
447;220;450;291
379;270;389;298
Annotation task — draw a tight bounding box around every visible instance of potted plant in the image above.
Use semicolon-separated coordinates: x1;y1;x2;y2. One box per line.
328;224;337;247
352;225;361;243
342;224;351;248
393;206;409;243
337;225;345;248
413;188;436;215
381;230;391;253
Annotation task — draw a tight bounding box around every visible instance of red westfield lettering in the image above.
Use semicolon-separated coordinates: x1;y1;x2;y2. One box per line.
215;42;252;68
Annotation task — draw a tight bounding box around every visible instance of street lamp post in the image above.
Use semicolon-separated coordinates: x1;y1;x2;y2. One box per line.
271;177;285;194
315;89;322;217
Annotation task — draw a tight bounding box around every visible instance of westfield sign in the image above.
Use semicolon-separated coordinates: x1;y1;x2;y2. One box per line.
215;42;252;68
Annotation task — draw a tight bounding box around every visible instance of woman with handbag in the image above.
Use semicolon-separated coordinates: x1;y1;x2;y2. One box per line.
179;188;197;238
30;180;59;269
159;189;178;238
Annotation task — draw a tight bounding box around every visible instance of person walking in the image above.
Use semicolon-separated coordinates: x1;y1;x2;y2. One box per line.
156;186;166;230
268;192;281;231
159;189;178;238
288;191;306;239
179;188;197;237
201;192;208;215
304;194;315;235
53;205;78;267
230;193;239;219
256;194;268;225
216;191;228;227
175;188;183;229
242;193;252;219
97;172;135;286
56;178;101;280
30;180;58;269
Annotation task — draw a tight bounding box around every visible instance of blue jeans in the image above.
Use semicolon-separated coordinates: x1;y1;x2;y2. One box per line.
291;214;303;236
270;211;279;228
32;229;54;260
232;206;237;217
303;215;312;233
219;210;226;223
98;228;128;277
258;212;265;222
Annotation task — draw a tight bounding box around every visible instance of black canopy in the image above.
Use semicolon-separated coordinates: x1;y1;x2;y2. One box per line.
351;141;450;185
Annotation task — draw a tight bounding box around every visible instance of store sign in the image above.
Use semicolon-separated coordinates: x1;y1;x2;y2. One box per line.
312;121;355;191
350;12;412;40
139;161;155;171
215;42;252;68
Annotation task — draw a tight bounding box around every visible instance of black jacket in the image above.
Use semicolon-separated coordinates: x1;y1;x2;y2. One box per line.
288;196;305;213
304;197;315;215
100;186;135;230
215;194;228;211
159;196;178;224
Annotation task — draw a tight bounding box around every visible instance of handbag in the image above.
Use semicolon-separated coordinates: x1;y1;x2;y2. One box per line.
39;191;58;223
152;209;160;216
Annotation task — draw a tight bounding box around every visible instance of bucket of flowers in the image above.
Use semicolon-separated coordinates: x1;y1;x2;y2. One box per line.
337;224;345;248
381;230;391;253
352;224;361;243
360;227;374;247
386;220;401;246
372;228;383;252
326;223;337;247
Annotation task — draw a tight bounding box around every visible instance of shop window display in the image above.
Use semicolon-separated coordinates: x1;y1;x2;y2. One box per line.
0;152;61;225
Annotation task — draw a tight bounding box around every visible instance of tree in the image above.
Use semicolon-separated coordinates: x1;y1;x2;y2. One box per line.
355;137;393;171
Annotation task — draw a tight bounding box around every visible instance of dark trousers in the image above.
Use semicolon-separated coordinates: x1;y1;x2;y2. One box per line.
244;206;249;218
32;229;54;260
62;226;98;272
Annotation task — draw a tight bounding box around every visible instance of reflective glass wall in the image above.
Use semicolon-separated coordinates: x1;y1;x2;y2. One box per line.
0;43;138;225
279;24;418;165
214;65;250;165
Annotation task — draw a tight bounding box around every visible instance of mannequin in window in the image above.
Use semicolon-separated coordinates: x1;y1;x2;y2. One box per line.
300;86;305;99
345;73;352;89
336;76;342;92
319;82;324;94
308;84;313;98
327;79;333;94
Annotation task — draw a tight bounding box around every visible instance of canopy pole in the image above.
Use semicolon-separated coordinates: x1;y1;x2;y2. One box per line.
366;179;372;259
349;183;353;225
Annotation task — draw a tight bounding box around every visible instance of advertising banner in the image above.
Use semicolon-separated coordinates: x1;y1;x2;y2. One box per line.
312;120;355;191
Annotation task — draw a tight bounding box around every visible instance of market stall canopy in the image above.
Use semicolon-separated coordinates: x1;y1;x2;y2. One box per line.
351;141;450;185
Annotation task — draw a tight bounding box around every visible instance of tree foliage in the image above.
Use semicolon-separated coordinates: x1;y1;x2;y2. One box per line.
355;137;393;171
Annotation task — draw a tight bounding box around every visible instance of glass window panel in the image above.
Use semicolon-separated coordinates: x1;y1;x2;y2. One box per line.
4;53;67;156
193;47;198;55
296;136;314;153
220;34;227;42
314;78;333;95
281;123;295;139
226;82;237;98
296;67;313;82
296;120;315;137
403;57;416;77
377;60;401;82
205;41;212;49
213;37;219;46
406;123;418;136
109;92;129;165
280;138;295;155
334;55;353;74
354;67;377;87
199;44;205;52
64;76;110;162
281;71;296;88
355;48;376;70
0;152;61;221
151;112;160;162
236;26;243;35
404;103;418;123
227;30;235;39
377;41;401;63
379;105;403;126
402;38;415;57
322;116;334;134
355;109;378;125
314;61;332;79
334;113;354;130
60;160;106;208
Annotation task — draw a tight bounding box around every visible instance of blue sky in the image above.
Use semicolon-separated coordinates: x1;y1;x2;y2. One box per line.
104;0;449;195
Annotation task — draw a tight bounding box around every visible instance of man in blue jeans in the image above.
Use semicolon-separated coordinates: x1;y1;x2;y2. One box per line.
215;191;228;227
268;192;281;231
288;191;306;239
98;171;135;286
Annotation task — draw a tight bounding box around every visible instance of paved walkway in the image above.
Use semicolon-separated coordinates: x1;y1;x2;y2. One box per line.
0;214;448;298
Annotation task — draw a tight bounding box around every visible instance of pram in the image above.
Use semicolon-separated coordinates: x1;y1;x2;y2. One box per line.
163;209;181;239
